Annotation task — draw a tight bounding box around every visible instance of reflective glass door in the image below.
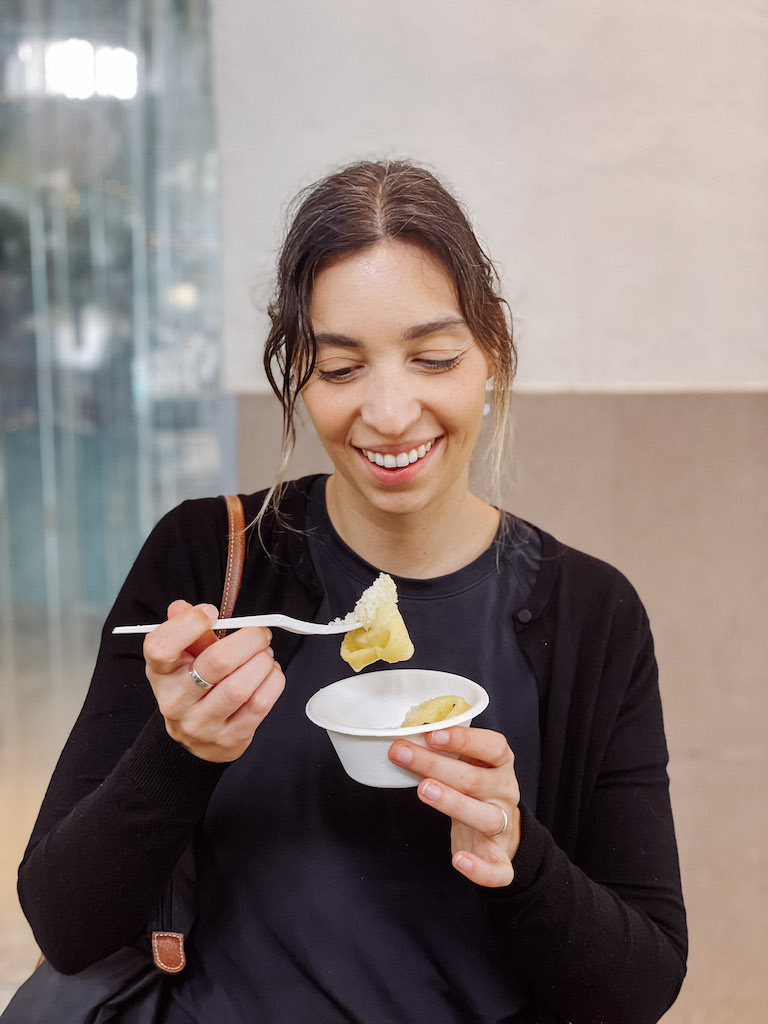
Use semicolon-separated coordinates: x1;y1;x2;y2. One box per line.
0;0;228;748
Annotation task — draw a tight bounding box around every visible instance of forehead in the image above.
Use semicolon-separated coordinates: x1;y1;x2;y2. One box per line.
309;240;461;330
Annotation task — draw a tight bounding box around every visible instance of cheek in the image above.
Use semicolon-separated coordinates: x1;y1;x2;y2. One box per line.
302;387;351;442
441;381;487;435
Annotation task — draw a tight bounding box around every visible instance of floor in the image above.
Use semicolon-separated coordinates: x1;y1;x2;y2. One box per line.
0;615;100;1010
1;700;76;1009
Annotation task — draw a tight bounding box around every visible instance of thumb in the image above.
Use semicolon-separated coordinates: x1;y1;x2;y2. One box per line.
167;601;220;657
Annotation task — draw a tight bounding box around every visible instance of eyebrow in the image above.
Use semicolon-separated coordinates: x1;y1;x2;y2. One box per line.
402;316;468;342
314;316;469;349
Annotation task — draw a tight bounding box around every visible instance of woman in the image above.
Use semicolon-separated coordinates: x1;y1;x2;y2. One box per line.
17;161;686;1023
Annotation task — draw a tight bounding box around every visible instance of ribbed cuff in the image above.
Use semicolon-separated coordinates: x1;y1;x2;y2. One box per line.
479;801;549;906
508;801;549;891
122;710;229;818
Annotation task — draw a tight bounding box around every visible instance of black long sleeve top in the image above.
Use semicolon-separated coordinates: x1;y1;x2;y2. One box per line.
18;476;687;1024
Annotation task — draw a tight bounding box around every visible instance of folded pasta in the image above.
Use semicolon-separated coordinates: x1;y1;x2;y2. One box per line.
400;695;471;727
338;573;414;672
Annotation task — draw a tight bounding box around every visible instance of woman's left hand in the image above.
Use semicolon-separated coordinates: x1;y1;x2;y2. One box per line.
388;727;521;888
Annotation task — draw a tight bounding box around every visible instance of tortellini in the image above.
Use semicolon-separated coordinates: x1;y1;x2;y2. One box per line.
400;695;471;727
338;573;414;672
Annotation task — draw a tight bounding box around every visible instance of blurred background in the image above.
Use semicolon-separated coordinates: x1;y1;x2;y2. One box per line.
1;0;766;1019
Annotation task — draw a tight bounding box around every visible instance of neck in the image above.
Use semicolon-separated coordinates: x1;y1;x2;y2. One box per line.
324;475;500;579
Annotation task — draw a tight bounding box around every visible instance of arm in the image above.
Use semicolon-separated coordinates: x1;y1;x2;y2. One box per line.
17;501;282;974
390;616;686;1023
19;711;227;974
487;622;686;1023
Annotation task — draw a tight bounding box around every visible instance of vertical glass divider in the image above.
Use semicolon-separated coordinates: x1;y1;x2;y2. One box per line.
127;16;155;542
26;185;66;701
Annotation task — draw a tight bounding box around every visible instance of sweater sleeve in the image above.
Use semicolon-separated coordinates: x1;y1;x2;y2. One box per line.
485;578;687;1024
17;498;232;975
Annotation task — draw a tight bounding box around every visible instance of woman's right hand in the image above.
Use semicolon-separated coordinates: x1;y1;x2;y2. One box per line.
144;600;285;762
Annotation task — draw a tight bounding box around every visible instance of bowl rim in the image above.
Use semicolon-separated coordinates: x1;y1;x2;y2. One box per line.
304;671;489;737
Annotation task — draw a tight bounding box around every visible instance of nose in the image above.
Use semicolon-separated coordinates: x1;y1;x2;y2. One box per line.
360;368;421;438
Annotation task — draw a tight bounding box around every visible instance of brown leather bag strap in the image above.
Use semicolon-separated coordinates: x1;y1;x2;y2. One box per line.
215;494;246;639
149;495;247;972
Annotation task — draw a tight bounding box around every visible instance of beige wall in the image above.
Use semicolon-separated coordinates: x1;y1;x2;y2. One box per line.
239;390;768;1021
503;392;768;1021
213;0;768;392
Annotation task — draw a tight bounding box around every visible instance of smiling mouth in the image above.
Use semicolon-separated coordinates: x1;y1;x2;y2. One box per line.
358;439;437;469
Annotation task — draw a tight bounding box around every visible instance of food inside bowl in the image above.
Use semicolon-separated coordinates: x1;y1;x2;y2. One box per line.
337;573;414;672
400;694;471;727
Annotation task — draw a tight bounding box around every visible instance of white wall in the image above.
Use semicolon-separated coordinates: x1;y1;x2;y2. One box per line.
211;0;768;392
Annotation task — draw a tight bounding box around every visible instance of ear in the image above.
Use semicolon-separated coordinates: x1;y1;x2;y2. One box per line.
483;347;498;382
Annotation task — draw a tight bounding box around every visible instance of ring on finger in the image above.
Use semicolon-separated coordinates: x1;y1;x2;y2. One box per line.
189;666;213;691
487;804;508;838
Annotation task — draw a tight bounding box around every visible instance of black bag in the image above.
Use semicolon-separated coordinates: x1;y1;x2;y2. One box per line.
2;945;171;1024
2;496;246;1023
1;834;197;1023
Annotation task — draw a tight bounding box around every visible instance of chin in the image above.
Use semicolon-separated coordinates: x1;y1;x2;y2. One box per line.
356;478;447;520
369;492;429;516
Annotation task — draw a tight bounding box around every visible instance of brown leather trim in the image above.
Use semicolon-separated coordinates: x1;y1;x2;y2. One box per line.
215;494;246;639
151;930;186;973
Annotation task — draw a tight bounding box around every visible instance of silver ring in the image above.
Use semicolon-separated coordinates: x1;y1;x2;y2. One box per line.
488;805;508;838
189;666;213;690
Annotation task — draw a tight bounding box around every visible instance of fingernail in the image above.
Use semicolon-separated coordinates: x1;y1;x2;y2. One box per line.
391;744;413;766
430;730;450;745
454;854;472;871
421;781;441;800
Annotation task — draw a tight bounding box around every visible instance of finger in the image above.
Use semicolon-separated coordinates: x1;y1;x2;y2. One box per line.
425;726;513;768
197;647;278;718
452;850;515;888
226;662;285;726
191;626;273;688
167;599;193;619
158;629;275;721
389;736;503;799
166;659;285;763
416;779;509;838
167;601;222;658
144;604;219;674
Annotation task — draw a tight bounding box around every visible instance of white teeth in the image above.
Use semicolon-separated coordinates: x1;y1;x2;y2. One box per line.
363;440;437;469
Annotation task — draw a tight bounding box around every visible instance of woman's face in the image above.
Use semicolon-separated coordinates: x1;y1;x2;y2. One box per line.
301;240;493;520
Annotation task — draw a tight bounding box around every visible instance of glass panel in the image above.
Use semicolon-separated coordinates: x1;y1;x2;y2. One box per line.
0;0;227;762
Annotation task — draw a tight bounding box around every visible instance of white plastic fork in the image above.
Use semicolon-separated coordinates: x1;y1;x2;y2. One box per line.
112;614;361;636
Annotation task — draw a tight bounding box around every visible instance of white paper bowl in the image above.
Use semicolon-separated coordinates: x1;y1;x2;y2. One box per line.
305;668;489;788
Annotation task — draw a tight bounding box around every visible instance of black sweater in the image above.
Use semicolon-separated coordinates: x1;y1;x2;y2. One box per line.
18;476;686;1024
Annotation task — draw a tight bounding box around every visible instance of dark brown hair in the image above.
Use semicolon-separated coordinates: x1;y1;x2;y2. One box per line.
262;159;516;513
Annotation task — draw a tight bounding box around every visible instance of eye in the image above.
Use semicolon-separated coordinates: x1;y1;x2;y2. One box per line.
417;355;461;372
315;364;361;383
